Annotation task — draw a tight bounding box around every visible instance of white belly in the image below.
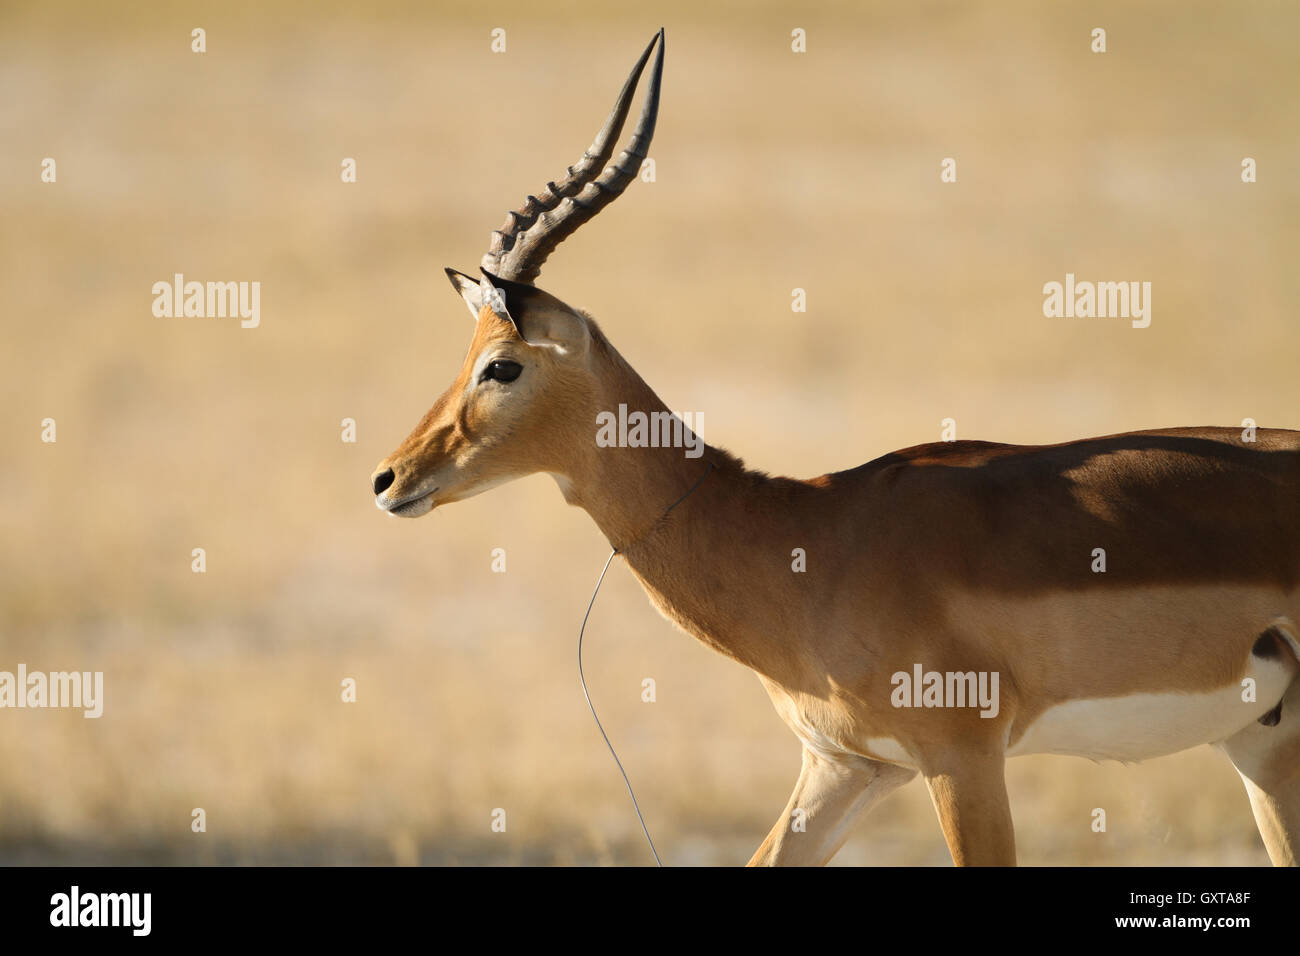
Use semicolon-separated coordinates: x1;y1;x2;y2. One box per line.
1007;655;1294;762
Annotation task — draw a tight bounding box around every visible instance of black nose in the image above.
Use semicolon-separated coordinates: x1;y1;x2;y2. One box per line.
372;468;395;495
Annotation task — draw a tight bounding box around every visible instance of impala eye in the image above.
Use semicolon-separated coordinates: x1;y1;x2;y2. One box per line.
483;359;522;383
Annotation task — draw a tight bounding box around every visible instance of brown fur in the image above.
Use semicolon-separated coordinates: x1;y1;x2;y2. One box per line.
375;286;1300;866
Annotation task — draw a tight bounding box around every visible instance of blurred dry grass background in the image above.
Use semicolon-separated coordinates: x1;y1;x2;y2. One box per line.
1;0;1297;864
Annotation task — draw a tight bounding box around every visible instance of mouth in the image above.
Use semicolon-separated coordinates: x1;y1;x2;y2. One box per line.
378;487;438;518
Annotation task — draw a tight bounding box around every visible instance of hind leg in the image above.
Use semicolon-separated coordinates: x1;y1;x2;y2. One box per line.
1218;677;1300;866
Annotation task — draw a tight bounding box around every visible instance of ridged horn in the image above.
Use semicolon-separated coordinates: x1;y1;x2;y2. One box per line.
480;28;665;284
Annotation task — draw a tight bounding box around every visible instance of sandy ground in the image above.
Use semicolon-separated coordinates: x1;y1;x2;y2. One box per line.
1;0;1297;864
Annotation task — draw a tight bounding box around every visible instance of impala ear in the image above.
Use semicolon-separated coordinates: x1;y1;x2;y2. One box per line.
444;267;486;319
478;268;590;356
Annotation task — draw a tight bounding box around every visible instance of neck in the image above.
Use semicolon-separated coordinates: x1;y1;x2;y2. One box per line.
559;335;723;549
555;335;802;679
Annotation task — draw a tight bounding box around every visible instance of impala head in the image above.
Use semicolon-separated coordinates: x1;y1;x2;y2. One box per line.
372;30;664;518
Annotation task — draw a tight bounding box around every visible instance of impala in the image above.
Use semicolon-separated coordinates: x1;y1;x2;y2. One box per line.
372;30;1300;866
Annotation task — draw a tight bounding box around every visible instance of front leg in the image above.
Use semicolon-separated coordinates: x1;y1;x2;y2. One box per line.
923;752;1017;866
748;748;917;866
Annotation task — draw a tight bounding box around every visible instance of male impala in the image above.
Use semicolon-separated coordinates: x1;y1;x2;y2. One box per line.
372;31;1300;866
